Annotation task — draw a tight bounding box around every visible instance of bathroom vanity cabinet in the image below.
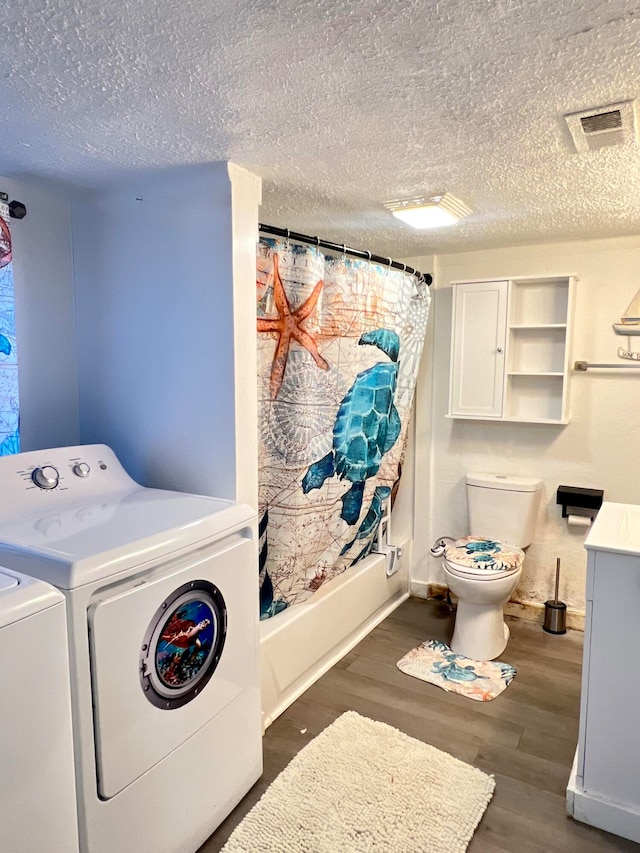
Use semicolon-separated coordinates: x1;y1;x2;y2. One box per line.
567;502;640;844
448;276;575;424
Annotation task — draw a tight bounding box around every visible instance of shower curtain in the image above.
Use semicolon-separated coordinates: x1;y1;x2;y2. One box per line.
257;237;430;619
0;199;19;456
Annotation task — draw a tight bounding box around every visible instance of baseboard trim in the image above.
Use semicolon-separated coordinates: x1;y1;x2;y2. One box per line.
504;600;584;632
409;579;429;599
421;583;585;632
426;583;448;600
568;750;640;843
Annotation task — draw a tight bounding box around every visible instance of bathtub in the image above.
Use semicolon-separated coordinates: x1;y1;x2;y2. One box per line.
260;549;409;728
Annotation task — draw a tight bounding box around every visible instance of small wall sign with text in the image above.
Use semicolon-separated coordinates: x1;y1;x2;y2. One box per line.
613;288;640;361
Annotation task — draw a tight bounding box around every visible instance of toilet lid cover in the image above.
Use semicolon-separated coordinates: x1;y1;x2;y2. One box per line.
445;536;525;575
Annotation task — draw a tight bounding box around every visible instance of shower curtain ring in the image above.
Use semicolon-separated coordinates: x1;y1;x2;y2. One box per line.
367;251;371;261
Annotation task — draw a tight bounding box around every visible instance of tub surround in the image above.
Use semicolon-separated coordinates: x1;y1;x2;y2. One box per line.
260;550;408;728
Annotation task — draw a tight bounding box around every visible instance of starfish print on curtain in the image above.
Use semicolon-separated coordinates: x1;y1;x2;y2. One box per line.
257;252;329;399
0;216;12;269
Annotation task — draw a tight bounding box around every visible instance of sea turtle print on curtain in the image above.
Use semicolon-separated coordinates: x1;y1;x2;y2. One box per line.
257;238;430;619
302;328;402;526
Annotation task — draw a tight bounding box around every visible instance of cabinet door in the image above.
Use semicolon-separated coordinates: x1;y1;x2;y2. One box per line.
449;280;508;417
582;551;640;806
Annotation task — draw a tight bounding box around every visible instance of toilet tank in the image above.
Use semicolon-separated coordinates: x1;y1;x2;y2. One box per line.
466;472;542;548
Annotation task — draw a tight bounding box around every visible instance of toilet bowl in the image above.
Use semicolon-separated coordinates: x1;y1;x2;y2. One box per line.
442;536;525;660
435;472;542;662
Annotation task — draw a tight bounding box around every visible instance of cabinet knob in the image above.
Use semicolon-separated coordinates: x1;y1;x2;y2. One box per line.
497;347;504;354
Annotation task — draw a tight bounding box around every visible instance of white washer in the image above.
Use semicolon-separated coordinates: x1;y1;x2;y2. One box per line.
0;444;262;853
0;566;79;853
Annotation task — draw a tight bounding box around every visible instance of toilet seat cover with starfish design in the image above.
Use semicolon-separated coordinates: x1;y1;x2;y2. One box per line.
444;536;525;576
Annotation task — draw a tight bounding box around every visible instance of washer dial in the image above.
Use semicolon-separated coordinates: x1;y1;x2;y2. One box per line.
73;462;91;478
32;466;60;490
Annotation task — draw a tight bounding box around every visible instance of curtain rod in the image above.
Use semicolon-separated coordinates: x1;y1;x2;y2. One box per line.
259;223;432;287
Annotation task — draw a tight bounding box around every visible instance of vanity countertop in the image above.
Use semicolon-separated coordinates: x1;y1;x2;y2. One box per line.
585;501;640;557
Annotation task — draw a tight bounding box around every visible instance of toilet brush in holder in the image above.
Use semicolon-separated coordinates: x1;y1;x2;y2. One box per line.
543;557;567;634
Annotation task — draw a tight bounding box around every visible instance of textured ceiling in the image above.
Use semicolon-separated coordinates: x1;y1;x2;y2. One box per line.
2;0;640;255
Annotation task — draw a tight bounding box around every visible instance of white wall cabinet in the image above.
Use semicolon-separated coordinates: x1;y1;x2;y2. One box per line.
448;276;575;424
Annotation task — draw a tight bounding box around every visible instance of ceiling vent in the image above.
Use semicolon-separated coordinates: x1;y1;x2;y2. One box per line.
564;100;637;152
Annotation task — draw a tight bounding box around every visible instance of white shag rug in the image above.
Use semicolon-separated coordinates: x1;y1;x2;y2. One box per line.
221;711;495;853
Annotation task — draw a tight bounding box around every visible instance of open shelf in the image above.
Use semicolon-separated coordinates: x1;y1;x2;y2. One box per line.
507;371;563;376
510;278;570;326
509;324;567;374
445;413;570;425
506;373;564;422
509;323;567;330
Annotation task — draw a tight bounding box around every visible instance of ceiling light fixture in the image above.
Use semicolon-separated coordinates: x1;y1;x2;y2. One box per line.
384;193;472;229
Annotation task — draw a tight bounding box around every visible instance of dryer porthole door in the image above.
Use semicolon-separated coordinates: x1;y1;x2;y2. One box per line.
140;580;226;709
88;535;256;800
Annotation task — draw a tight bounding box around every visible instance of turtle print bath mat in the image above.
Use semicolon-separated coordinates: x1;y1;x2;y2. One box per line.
397;639;516;701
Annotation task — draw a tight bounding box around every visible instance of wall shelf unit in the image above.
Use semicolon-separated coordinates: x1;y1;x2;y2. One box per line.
447;276;575;425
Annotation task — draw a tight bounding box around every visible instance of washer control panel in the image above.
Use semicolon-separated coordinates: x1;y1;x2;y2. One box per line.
0;445;136;517
31;461;93;489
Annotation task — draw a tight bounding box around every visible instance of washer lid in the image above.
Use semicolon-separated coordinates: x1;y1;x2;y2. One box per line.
0;571;18;593
0;491;255;590
466;472;542;492
445;536;525;575
0;568;64;629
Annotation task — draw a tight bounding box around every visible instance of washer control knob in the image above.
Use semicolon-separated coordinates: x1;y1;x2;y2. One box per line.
73;462;91;478
32;466;60;490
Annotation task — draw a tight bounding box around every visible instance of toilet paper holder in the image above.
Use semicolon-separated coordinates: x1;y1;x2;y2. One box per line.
556;485;604;521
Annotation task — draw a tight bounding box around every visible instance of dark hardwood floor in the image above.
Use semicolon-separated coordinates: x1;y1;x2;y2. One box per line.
201;597;639;852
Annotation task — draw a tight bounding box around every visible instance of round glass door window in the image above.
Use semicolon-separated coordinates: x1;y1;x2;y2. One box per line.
140;580;226;709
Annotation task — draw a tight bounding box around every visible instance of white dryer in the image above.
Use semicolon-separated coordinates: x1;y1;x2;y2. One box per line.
0;444;262;853
0;566;79;853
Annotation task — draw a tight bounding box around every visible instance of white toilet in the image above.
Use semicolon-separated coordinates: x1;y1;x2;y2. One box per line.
439;472;542;661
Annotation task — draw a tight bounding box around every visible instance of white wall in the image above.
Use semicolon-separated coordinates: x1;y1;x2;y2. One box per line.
229;164;261;508
392;256;435;578
73;162;261;504
1;176;78;450
410;235;640;614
